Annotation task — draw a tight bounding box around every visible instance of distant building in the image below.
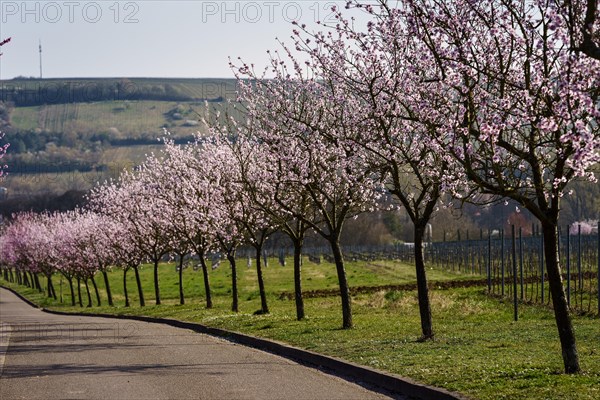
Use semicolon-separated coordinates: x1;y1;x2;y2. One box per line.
0;187;7;200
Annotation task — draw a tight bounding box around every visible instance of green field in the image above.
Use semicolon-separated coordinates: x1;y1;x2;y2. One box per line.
3;256;599;400
0;78;243;198
4;77;239;138
10;100;219;138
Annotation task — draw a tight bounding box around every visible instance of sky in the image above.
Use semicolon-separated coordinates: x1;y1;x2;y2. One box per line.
0;0;362;79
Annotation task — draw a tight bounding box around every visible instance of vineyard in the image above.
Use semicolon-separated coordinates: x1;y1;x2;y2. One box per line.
9;101;213;139
260;225;600;316
425;228;598;316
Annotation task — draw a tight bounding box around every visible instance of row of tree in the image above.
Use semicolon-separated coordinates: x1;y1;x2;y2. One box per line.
0;79;224;107
230;0;598;374
1;1;599;374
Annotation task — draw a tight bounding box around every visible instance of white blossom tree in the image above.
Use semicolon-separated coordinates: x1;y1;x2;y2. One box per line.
233;47;384;329
404;0;599;373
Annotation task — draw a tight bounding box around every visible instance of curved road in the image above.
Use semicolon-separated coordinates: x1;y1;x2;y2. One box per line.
0;288;396;400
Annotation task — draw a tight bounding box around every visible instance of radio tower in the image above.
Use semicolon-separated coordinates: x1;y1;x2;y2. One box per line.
39;40;43;79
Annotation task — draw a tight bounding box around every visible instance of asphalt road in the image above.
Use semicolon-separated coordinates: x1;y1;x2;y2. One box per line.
0;288;396;400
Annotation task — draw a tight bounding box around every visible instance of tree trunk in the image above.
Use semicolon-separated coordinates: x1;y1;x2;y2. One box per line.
199;252;213;309
123;268;130;307
47;274;56;299
414;223;434;341
23;272;30;288
255;245;269;314
293;239;305;320
84;279;92;307
330;239;353;329
133;265;145;307
178;254;185;305
67;276;75;306
153;259;161;305
227;249;239;313
49;276;57;300
77;276;83;307
34;273;43;293
91;275;101;306
541;221;580;373
102;270;113;306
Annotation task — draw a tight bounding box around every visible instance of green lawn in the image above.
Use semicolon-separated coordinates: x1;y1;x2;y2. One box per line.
2;256;599;400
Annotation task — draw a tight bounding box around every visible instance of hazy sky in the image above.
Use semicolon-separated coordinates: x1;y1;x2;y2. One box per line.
0;1;359;79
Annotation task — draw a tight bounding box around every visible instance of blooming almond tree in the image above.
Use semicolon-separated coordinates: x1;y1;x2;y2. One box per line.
88;181;148;307
0;223;24;286
50;211;91;306
156;139;217;308
0;234;15;282
187;137;247;313
62;210;119;307
74;210;118;306
205;103;317;320
120;166;175;306
135;142;216;306
406;0;599;373
0;214;44;291
6;213;56;298
202;112;278;315
228;123;315;320
255;174;314;321
233;47;384;329
288;2;472;340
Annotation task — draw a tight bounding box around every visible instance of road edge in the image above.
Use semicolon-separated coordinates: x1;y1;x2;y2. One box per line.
1;285;468;400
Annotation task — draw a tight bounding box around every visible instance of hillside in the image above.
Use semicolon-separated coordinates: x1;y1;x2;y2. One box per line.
10;100;211;144
0;78;239;202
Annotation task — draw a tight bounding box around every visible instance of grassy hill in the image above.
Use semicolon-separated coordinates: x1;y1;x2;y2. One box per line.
0;78;239;203
10;100;212;139
2;77;239;137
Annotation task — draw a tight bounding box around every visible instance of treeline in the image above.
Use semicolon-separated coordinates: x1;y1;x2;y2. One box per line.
3;129;197;154
0;190;86;216
0;79;226;107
